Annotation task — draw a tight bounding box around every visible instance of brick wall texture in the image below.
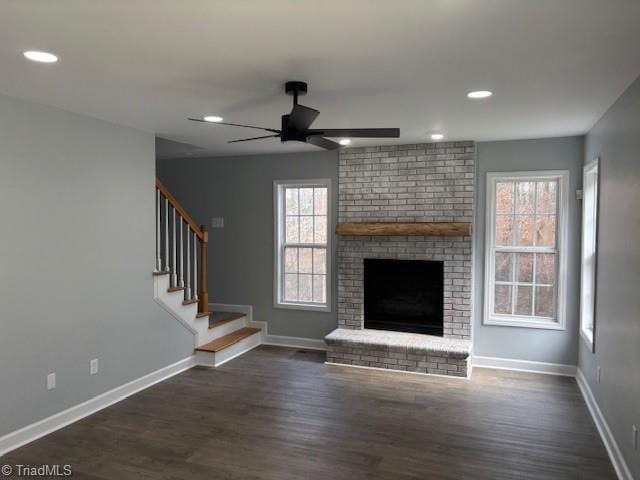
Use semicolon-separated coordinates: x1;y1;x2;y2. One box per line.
337;142;475;340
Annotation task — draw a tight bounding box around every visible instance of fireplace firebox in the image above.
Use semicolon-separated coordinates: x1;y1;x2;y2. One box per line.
364;258;444;336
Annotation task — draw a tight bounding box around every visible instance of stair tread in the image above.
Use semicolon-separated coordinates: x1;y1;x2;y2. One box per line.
196;327;261;353
182;298;198;305
209;312;247;329
196;311;213;318
153;271;170;276
167;286;186;292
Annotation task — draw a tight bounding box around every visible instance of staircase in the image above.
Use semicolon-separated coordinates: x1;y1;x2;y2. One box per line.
153;179;262;366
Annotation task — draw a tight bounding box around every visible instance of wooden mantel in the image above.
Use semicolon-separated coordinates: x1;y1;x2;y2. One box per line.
335;222;472;237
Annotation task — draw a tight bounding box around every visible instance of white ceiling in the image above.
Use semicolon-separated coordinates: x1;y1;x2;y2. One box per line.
1;1;640;159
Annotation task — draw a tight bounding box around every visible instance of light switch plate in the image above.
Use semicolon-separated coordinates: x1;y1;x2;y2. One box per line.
633;425;638;450
211;217;224;228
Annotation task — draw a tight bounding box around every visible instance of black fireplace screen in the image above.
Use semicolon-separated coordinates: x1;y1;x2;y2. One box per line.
364;258;444;336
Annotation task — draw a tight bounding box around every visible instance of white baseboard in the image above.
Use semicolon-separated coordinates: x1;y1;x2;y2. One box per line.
576;369;633;480
263;334;327;351
473;355;577;376
0;356;195;457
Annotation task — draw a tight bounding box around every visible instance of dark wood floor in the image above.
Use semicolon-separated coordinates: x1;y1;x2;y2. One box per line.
3;346;616;479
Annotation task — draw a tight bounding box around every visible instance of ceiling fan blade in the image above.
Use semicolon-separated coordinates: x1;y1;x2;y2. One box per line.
307;136;341;150
306;128;400;138
228;134;280;144
286;104;320;131
188;118;280;134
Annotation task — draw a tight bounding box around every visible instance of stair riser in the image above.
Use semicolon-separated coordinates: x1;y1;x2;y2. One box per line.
204;317;247;343
195;331;262;368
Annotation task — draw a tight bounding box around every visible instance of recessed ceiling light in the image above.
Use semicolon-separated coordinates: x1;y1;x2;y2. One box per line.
467;90;493;99
23;50;58;63
203;115;223;123
339;139;351;146
430;133;444;141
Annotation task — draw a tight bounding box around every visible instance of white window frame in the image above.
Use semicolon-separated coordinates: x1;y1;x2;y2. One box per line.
484;170;569;330
580;158;599;351
274;179;332;312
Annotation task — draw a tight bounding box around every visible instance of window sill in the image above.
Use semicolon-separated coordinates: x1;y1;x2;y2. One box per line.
275;302;331;313
580;328;594;351
484;315;565;331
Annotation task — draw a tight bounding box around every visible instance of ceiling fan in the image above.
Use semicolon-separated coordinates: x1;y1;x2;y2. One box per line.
189;81;400;150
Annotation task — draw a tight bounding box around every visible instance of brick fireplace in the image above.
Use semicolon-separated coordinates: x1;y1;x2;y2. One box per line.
325;142;475;377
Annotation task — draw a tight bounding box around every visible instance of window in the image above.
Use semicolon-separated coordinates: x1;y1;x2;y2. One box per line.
274;180;331;311
484;171;569;329
580;158;599;350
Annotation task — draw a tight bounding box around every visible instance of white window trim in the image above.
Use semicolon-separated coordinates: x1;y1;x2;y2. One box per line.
273;179;332;312
580;158;599;351
483;170;570;330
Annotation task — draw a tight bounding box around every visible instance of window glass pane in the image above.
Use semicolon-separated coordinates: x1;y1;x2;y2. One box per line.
313;248;326;274
516;182;536;214
300;188;314;215
496;182;514;214
314;215;327;243
536;215;556;247
285;188;299;215
313;275;326;303
284;247;298;273
495;285;512;315
495;252;513;282
299;274;313;302
284;274;298;301
515;285;533;316
535;253;555;285
300;216;314;243
298;248;313;274
515;215;534;246
314;187;328;215
536;181;557;214
535;286;554;317
495;215;513;246
285;216;299;243
516;253;534;283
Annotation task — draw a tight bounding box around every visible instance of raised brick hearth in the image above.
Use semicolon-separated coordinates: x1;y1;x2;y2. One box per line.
325;142;475;377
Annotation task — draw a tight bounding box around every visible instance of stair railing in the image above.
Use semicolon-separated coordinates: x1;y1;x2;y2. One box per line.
155;179;209;314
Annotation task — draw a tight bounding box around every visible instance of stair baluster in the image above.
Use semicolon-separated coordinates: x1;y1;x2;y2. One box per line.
164;196;169;273
179;218;184;289
155;189;162;272
171;207;177;287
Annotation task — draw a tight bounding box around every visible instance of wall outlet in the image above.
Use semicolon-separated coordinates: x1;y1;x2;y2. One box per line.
596;365;602;383
90;358;99;375
46;373;56;390
633;425;638;451
211;217;224;228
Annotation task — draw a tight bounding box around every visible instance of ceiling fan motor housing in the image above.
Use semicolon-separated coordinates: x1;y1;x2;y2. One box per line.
284;81;308;97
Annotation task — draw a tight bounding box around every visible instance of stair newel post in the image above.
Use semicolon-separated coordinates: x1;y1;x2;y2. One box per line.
164;197;169;272
155;188;162;272
185;228;192;299
179;219;184;289
170;207;177;287
198;225;209;314
193;233;198;302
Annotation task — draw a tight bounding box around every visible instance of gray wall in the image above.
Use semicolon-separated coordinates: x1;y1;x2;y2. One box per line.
579;75;640;479
474;136;584;364
0;93;194;438
157;151;339;339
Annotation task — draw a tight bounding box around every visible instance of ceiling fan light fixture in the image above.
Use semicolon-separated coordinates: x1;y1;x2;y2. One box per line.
23;50;58;63
339;139;351;146
430;133;444;141
467;90;493;99
203;115;223;123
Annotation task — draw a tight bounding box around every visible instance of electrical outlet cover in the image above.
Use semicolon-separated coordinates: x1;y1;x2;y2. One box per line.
46;373;56;390
90;358;99;375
